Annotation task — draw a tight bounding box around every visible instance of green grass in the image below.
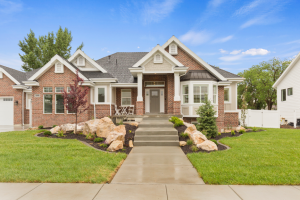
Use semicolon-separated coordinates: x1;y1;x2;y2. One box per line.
188;128;300;185
0;130;126;183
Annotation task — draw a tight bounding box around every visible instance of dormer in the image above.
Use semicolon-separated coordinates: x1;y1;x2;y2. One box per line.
154;53;163;63
55;62;64;73
77;56;85;67
169;43;178;55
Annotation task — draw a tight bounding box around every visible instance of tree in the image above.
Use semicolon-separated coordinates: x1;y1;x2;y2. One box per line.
63;71;90;134
238;58;291;110
19;27;84;71
240;91;247;127
196;96;218;138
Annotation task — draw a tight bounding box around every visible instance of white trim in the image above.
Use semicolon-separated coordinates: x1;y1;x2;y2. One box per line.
111;83;138;88
273;51;300;88
26;93;32;109
145;89;150;113
22;81;39;86
0;67;20;84
78;68;98;71
55;62;64;73
95;85;107;104
43;94;53;114
154;53;163;63
0;71;2;78
55;87;64;93
217;81;232;86
169;43;178;55
12;85;28;89
224;87;231;103
224;110;239;113
43;87;53;93
68;49;107;73
55;94;65;114
181;84;189;104
77;56;85;67
89;78;117;83
121;89;132;106
132;45;184;68
144;81;165;87
160;88;165;113
193;84;209;104
28;55;88;81
162;36;227;81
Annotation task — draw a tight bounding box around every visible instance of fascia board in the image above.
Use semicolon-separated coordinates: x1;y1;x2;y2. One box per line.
22;81;40;86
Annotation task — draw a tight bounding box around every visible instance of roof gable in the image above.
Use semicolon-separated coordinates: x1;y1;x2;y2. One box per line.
0;65;26;85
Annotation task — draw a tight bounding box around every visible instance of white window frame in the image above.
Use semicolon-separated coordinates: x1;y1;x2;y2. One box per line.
77;56;85;67
169;43;178;55
121;89;132;106
224;87;231;104
55;87;64;93
213;85;217;104
55;62;64;73
281;89;286;101
287;87;293;96
55;94;65;114
144;81;165;87
154;53;163;63
193;84;209;104
43;94;53;114
95;86;107;104
26;93;32;109
182;85;189;104
43;87;53;93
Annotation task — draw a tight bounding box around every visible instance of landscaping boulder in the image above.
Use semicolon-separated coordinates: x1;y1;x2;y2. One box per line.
236;126;245;132
129;122;139;127
74;122;85;133
184;123;197;136
105;125;126;144
50;126;61;134
61;124;75;133
190;131;207;145
129;140;133;147
179;141;187;146
83;119;101;135
96;117;116;138
197;140;218;151
107;140;123;152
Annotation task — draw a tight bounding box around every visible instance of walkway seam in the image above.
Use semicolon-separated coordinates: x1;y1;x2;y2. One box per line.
165;185;169;200
92;184;104;200
294;186;300;191
228;185;243;200
16;183;43;200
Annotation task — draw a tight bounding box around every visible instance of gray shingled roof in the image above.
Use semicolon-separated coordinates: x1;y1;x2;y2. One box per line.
181;70;218;81
210;65;241;79
95;52;148;83
0;65;27;84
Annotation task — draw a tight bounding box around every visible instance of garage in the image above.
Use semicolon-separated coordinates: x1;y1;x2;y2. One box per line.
0;97;14;125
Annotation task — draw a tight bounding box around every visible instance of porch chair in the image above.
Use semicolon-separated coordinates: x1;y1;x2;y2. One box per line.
115;106;121;115
128;105;134;115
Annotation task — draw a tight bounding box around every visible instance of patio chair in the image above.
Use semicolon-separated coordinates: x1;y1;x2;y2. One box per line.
115;106;121;115
128;105;134;115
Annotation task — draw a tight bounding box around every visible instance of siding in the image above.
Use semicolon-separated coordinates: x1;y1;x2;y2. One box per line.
224;82;237;111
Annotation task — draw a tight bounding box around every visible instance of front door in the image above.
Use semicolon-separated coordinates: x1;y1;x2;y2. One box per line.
150;90;160;113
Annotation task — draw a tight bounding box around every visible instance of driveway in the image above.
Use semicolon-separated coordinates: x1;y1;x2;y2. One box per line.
0;125;30;133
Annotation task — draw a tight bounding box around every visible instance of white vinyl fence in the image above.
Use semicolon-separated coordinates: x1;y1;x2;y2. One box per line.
237;109;280;128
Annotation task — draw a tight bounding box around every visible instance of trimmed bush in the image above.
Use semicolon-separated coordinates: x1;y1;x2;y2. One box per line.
173;119;184;127
43;131;52;136
38;125;43;129
169;116;178;123
210;139;218;146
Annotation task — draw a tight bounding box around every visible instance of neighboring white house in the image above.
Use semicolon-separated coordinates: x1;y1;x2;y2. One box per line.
273;52;300;125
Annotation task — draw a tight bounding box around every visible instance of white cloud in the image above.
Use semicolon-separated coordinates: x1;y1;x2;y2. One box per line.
0;0;22;14
242;48;270;56
212;35;233;43
142;0;181;24
234;0;262;16
180;30;212;45
230;50;242;55
219;49;228;54
219;54;244;62
240;15;265;29
137;46;140;49
208;0;226;8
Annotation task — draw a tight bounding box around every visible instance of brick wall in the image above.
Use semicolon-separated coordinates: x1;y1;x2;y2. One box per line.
136;101;144;115
224;112;239;128
0;73;24;125
115;88;137;114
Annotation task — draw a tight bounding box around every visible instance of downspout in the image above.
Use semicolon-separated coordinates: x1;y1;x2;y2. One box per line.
22;90;24;126
110;84;112;116
93;86;96;120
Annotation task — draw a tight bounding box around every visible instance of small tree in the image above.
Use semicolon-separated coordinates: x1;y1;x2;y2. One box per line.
196;96;218;138
63;71;90;133
240;91;247;127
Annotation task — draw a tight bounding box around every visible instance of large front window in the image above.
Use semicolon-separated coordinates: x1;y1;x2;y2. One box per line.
56;95;64;114
121;89;131;106
44;94;52;113
193;85;208;103
98;88;105;103
182;85;189;104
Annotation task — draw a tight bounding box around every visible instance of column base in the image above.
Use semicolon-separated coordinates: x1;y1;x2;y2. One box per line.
173;101;181;115
136;101;144;115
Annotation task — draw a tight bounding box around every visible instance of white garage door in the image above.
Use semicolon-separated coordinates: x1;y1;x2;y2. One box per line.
0;97;14;125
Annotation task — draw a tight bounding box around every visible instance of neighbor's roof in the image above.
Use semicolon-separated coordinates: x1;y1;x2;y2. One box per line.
181;70;218;81
210;65;242;79
96;52;148;83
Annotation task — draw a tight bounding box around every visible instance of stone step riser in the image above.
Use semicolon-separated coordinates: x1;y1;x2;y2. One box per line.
138;124;174;128
142;118;170;121
135;135;179;141
134;141;179;146
135;131;178;135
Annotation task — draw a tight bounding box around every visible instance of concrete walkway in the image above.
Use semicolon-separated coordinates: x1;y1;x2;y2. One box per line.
0;125;30;133
1;183;300;200
111;146;204;184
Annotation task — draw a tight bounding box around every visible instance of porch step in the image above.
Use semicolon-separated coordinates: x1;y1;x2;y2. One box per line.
135;135;179;141
135;128;178;135
134;140;179;146
138;121;174;128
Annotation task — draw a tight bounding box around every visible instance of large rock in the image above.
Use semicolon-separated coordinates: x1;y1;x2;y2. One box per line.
105;125;126;144
83;119;101;135
50;126;61;134
190;131;207;145
107;140;123;152
61;124;75;133
129;122;139;127
96;117;116;138
184;124;197;136
74;122;85;133
236;126;245;132
197;140;218;151
129;140;133;147
179;141;187;146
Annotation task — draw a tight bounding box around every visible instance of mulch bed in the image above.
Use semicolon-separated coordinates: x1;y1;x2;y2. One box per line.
37;124;138;154
280;124;300;129
175;125;263;154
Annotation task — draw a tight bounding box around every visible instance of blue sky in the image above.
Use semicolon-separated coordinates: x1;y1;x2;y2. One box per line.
1;0;300;74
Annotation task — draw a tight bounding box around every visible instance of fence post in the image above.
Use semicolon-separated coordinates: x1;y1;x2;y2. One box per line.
294;110;297;128
261;109;264;128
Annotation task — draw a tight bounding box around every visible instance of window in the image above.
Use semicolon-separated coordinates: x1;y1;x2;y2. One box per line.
281;89;286;101
224;87;230;102
193;85;208;103
56;95;64;114
67;87;71;93
288;88;293;96
169;44;177;55
154;53;163;63
55;87;64;93
97;88;105;103
55;63;64;73
44;87;52;93
77;56;85;66
44;94;52;114
182;85;189;104
121;89;131;106
145;81;165;87
213;85;217;104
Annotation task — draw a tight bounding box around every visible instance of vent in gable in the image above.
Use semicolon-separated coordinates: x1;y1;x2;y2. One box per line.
154;53;163;63
55;62;64;73
77;56;85;67
169;44;177;55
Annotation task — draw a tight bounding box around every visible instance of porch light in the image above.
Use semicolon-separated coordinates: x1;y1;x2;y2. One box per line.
14;100;18;105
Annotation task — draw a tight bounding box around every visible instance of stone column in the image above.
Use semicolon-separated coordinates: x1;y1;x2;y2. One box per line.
136;73;144;115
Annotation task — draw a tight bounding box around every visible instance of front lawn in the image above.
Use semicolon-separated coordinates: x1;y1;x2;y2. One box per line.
0;130;126;183
188;128;300;185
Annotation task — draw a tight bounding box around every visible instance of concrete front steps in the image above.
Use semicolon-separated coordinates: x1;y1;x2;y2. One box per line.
134;115;180;146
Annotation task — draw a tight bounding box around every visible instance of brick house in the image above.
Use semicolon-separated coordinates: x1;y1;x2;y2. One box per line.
0;36;243;131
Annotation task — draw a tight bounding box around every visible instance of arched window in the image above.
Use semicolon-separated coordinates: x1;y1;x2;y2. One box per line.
169;43;177;55
77;56;85;66
154;53;163;63
55;62;64;73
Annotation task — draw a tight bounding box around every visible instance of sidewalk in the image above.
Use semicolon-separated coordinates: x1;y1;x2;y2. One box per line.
1;183;300;200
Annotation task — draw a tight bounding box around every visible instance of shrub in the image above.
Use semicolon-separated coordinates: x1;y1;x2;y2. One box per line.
217;132;221;136
180;132;189;138
85;133;95;140
196;96;218;139
43;131;52;136
53;125;57;128
173;119;184;127
186;139;193;146
94;138;104;143
190;145;198;152
169;116;179;123
38;125;43;129
231;130;235;136
252;127;258;132
57;130;65;137
239;129;246;134
100;143;108;148
210;139;218;146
